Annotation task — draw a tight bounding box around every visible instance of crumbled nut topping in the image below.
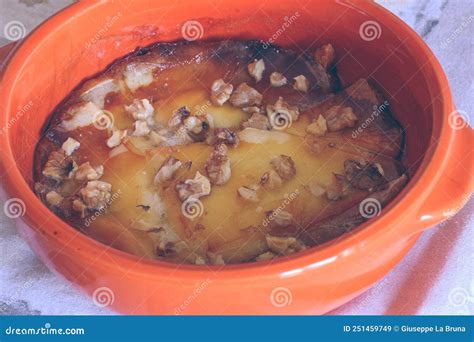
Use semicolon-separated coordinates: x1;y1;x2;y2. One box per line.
270;72;287;87
314;44;335;69
185;115;207;135
61;137;80;156
195;256;206;265
344;159;385;190
255;251;275;261
306;115;328;136
270;155;296;180
46;191;63;207
266;97;300;128
241;106;262;114
242;112;271;131
326;174;344;200
325;106;358;131
210;79;234;106
72;198;87;217
205;144;231;185
176;171;211;201
230;83;263;107
269;210;293;227
206;128;239;147
106;129;127;148
237;185;260;202
248;59;265;82
125;98;154;122
132;120;151;136
266;235;306;255
207;252;225;265
42;150;75;182
260;170;283;190
293;75;309;92
79;180;112;210
168;106;191;128
308;181;325;197
73;162;104;181
154;157;182;185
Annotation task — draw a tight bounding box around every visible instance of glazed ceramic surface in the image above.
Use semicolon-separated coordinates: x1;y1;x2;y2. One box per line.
0;0;472;314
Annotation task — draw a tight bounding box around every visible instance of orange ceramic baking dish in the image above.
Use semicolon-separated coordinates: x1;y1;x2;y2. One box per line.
0;0;472;314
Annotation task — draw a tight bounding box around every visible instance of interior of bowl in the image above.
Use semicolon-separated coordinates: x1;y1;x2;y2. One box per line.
2;0;443;249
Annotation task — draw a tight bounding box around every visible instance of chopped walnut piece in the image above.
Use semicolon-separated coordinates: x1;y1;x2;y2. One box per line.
72;198;87;217
308;182;325;197
260;170;283;190
205;144;231;185
183;116;204;134
237;185;259;202
242;112;271;130
154;157;182;185
125;98;154;121
210;79;233;106
293;75;309;92
79;180;112;210
230;83;263;107
314;43;335;69
207;252;225;265
325;106;358;131
266;97;300;128
241;106;261;114
45;191;63;207
61;137;80;156
344;159;385;190
326;174;344;201
106;129;127;148
306;115;328;137
269;210;293;227
270;72;287;87
206;128;239;147
270;155;296;180
42;150;75;182
255;251;275;261
132;120;151;136
176;171;211;201
168;106;191;128
248;59;265;82
266;235;306;255
73;162;104;181
195;256;206;265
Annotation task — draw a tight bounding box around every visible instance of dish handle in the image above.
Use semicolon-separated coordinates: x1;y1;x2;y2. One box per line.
415;117;473;230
